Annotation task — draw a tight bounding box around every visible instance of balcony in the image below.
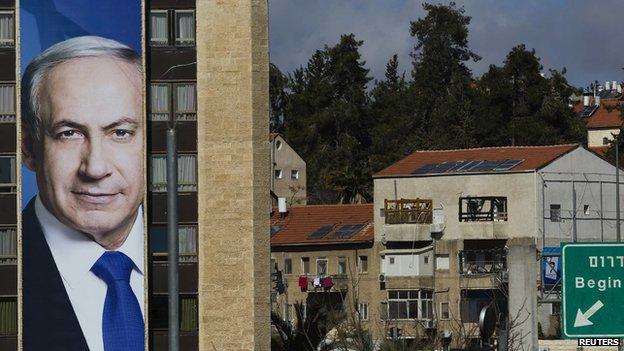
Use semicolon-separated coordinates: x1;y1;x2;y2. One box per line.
459;249;507;288
459;196;507;222
382;199;433;242
298;275;347;293
459;249;506;275
384;199;432;224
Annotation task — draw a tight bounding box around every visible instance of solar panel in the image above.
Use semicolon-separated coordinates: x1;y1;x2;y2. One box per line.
332;224;365;239
579;105;598;118
455;160;481;172
494;159;524;171
413;159;523;174
270;225;282;237
412;163;438;174
435;161;465;173
468;160;505;172
307;225;334;239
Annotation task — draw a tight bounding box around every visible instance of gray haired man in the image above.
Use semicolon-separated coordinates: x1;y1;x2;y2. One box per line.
22;36;145;351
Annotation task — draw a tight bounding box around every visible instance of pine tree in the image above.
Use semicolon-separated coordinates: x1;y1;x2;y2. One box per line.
409;2;480;150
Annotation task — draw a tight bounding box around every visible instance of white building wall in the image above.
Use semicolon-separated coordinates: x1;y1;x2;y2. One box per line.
539;147;624;247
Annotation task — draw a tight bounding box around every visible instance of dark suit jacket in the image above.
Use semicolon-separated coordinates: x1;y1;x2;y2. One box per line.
23;199;89;351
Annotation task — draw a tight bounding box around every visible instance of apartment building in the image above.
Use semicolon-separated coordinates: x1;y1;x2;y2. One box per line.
270;204;376;334
575;81;622;154
0;0;16;349
270;133;307;205
373;144;624;348
147;0;199;349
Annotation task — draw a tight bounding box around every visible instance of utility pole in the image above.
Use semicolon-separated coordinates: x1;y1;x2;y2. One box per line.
167;128;179;351
616;132;622;351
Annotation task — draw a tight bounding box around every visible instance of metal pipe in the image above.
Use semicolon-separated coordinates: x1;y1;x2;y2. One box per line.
617;134;621;242
167;128;179;351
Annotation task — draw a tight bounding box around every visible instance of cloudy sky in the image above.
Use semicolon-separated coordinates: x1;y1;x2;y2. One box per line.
269;0;623;89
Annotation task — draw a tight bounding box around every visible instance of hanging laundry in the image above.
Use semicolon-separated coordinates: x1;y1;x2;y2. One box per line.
321;276;334;291
298;276;308;292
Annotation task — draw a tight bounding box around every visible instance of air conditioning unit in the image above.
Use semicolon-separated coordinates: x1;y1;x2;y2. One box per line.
378;274;386;283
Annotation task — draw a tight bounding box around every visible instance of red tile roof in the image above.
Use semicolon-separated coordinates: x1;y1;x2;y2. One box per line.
590;146;609;157
270;204;374;246
586;103;622;129
374;144;579;178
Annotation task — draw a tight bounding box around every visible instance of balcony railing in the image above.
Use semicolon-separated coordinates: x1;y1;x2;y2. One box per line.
384;198;432;225
459;196;507;222
459;249;506;275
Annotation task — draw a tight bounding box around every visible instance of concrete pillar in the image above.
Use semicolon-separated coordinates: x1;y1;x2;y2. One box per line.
507;239;538;351
196;1;270;350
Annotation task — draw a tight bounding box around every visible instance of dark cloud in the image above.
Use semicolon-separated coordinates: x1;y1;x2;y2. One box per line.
269;0;623;88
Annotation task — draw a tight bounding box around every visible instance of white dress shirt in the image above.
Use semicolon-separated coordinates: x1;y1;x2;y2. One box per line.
36;196;145;351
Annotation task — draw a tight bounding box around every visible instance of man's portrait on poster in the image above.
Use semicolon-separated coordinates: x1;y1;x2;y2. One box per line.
22;36;145;351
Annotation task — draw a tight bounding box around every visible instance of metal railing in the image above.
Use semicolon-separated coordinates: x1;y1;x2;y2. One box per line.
459;249;507;275
384;198;433;224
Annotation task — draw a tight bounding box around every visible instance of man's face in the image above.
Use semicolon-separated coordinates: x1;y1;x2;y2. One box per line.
26;56;143;243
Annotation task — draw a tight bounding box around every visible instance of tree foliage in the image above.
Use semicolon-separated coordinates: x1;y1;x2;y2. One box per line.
272;2;587;204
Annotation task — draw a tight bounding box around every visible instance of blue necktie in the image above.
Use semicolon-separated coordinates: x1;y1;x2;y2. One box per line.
91;251;144;351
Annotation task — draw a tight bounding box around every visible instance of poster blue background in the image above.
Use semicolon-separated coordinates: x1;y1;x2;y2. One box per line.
21;0;141;207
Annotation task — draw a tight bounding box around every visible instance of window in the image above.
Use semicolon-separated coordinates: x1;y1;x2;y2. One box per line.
291;170;299;180
0;84;15;122
274;169;282;179
460;291;492;323
358;302;369;321
0;156;16;193
0;297;16;336
583;204;590;215
149;11;168;45
424;256;429;264
387;290;433;320
150;82;196;121
551;302;561;315
175;10;195;45
358;255;368;273
175;83;197;121
301;257;310;274
150;154;197;192
0;12;14;47
550;204;561;222
0;228;16;265
459;197;507;222
149;225;198;262
150;84;170;121
316;257;328;276
284;257;292;275
150;294;198;330
149;10;195;46
389;257;395;265
603;137;610;146
178;226;198;262
275;140;282;150
440;302;450;320
337;256;347;275
180;296;198;331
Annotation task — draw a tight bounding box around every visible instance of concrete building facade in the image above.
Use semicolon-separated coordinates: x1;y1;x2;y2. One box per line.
270;133;307;205
372;144;624;348
0;0;16;348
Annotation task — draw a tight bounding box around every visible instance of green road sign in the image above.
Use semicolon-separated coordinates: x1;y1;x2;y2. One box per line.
562;243;624;337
